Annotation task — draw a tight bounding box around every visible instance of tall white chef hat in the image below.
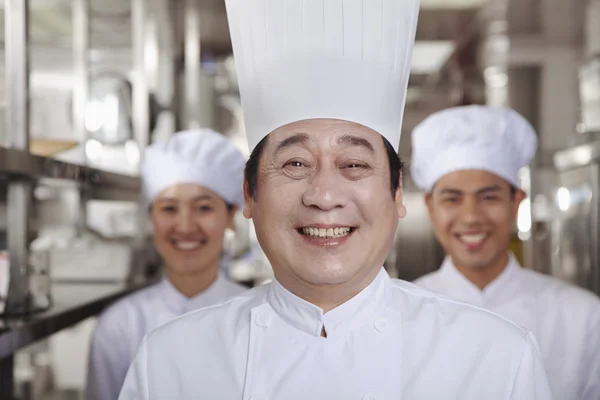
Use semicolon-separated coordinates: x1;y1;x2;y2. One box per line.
142;129;246;207
225;0;420;152
410;105;538;192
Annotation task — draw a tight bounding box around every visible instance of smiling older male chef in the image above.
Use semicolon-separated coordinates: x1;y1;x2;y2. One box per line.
411;105;600;400
118;1;553;399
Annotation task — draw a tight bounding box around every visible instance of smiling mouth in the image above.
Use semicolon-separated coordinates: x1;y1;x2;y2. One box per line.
297;226;356;239
171;240;206;251
456;233;487;246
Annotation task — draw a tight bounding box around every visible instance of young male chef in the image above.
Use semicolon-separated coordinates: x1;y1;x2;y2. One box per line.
118;1;553;398
412;105;600;400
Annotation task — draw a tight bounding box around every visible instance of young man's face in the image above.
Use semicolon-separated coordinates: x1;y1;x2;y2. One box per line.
425;170;525;271
243;119;406;293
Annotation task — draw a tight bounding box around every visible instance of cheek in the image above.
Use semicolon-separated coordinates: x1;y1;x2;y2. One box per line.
351;178;389;206
151;217;173;243
254;182;298;219
485;207;514;232
430;209;455;233
197;215;229;238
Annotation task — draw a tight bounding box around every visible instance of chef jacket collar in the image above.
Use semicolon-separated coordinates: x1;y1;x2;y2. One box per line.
266;267;389;338
160;273;229;315
439;253;525;308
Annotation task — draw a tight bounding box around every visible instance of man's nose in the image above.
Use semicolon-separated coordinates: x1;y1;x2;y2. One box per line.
459;197;484;224
302;167;348;211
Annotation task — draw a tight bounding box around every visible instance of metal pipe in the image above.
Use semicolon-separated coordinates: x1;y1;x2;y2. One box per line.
132;0;150;149
130;0;151;283
5;0;29;150
184;0;201;129
5;0;33;317
72;0;90;236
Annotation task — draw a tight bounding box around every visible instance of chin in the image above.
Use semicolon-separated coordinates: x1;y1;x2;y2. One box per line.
294;262;359;286
169;262;206;277
456;255;495;270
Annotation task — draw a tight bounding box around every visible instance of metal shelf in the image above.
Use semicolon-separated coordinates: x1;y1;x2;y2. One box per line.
554;141;600;172
0;146;141;201
0;280;153;359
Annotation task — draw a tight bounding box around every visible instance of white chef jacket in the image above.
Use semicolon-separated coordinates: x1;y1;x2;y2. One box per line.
118;267;553;399
87;274;247;400
414;255;600;400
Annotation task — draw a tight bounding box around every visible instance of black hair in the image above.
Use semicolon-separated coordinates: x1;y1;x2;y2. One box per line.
244;135;404;200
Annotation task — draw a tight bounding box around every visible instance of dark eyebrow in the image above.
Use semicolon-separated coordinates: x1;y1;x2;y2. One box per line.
476;185;503;195
274;133;310;155
438;185;503;196
438;188;463;196
337;134;375;154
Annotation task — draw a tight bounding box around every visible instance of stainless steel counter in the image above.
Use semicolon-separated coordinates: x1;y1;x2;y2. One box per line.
0;281;151;359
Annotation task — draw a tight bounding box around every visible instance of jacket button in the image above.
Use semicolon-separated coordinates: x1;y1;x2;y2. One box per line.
362;392;378;400
373;317;388;332
255;312;271;328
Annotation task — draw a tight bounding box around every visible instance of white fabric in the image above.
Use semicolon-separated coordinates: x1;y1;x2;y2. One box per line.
86;274;247;400
118;268;553;399
414;255;600;400
410;105;538;191
226;0;419;151
142;129;246;206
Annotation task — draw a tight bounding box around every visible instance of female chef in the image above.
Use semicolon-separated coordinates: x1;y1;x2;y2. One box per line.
86;128;248;400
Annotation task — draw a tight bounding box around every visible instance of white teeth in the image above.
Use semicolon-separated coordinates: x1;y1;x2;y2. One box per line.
300;227;352;239
174;241;201;251
460;234;486;244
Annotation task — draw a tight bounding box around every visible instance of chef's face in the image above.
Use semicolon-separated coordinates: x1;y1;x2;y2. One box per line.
243;119;405;291
425;170;525;270
151;183;236;278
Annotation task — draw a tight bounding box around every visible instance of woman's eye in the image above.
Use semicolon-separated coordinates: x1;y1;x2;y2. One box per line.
286;161;305;168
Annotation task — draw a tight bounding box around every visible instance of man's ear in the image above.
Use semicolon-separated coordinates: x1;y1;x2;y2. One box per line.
512;188;527;220
395;170;407;218
243;179;253;219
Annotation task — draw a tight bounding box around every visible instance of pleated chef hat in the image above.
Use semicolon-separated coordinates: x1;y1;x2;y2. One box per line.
410;105;538;192
225;0;421;151
142;129;246;207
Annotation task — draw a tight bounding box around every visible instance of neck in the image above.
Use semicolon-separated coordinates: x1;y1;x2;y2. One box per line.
275;267;381;313
167;264;219;298
453;253;510;290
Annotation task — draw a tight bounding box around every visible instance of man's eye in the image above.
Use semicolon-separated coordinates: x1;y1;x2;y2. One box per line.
286;161;305;168
346;163;366;169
